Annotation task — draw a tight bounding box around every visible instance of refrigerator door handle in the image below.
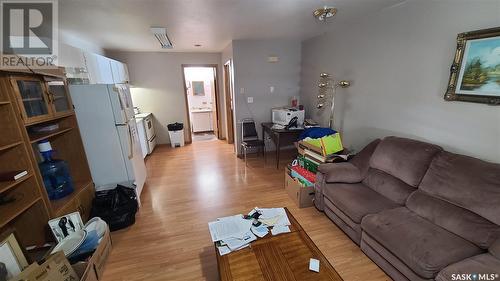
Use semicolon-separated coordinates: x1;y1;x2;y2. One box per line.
127;124;133;159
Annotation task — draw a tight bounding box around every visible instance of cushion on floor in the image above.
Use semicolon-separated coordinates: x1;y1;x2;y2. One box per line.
361;207;483;279
323;183;399;224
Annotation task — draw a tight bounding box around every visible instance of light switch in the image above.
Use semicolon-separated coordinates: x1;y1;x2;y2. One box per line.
240;87;245;94
268;56;279;63
270;86;275;93
247;97;254;103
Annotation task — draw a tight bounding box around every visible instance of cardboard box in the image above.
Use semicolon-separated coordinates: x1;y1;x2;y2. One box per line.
89;226;112;279
284;169;315;208
10;252;79;281
14;225;112;281
73;225;112;281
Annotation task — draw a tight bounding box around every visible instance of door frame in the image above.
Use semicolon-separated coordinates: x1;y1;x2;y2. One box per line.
181;64;221;143
223;61;235;145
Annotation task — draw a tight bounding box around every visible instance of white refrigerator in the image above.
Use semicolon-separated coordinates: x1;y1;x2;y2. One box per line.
69;84;147;202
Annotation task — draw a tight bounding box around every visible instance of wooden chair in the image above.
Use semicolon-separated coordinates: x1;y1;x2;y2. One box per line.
241;119;265;166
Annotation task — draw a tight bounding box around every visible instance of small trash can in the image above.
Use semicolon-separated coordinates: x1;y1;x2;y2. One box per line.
167;122;185;148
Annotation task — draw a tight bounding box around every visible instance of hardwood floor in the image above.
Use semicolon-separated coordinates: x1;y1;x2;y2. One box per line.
101;140;390;281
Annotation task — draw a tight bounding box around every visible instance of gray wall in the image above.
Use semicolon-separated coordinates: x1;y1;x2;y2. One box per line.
232;39;301;154
108;51;224;144
300;0;500;162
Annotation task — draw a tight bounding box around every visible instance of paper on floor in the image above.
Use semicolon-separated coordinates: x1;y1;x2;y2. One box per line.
271;225;291;235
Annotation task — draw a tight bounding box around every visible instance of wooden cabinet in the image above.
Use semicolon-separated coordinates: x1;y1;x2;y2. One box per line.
11;77;52;124
10;77;73;125
46;79;73;116
0;71;95;248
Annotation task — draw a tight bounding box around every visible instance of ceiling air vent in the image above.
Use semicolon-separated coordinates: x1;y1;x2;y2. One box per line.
150;27;173;49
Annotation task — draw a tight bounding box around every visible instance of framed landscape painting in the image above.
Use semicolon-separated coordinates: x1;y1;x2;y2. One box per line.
445;27;500;104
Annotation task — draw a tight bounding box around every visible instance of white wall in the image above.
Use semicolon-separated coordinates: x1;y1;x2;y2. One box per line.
232;39;301;154
185;67;216;109
300;0;500;162
107;51;223;144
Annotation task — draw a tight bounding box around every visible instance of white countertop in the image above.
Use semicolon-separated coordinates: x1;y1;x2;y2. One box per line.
135;112;152;118
190;109;212;113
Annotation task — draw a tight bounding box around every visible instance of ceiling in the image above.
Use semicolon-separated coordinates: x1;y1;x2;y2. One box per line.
59;0;405;53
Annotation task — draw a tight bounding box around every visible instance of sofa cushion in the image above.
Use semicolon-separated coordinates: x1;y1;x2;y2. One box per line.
370;136;442;187
419;151;500;225
323;183;399;224
361;208;482;279
318;162;362;183
436;254;500;281
407;191;500;249
363;168;415;205
351;138;381;176
490;239;500;259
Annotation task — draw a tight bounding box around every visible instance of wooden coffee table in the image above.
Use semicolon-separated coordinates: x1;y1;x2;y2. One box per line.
215;208;344;281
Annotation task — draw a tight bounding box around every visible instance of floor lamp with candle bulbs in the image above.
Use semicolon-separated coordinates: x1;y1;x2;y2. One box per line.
316;73;351;129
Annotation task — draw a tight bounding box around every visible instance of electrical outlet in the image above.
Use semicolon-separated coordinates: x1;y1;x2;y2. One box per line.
240;87;245;94
247;97;254;103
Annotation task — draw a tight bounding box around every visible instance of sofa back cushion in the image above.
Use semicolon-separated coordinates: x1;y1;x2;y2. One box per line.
407;190;500;249
370;137;442;187
363;169;415;205
419;151;500;226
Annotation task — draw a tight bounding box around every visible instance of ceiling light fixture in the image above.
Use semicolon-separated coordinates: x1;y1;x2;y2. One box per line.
150;27;173;49
313;6;337;22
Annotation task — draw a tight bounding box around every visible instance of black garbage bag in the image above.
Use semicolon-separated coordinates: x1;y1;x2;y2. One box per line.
90;184;138;231
167;122;183;131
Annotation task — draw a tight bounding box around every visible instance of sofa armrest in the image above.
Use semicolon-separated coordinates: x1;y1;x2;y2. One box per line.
489;238;500;259
313;172;327;211
350;138;381;175
318;162;363;183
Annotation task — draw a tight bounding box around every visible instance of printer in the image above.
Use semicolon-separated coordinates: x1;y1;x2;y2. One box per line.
272;107;305;126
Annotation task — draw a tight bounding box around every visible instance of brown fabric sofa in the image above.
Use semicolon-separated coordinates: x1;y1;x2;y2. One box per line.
314;136;500;281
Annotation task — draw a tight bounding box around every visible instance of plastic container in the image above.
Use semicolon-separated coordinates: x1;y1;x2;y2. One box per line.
38;140;74;200
167;122;185;148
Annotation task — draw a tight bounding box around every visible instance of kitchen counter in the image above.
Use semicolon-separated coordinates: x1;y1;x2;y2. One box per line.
190;108;212;113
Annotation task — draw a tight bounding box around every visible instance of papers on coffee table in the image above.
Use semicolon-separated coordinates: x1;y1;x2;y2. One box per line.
208;215;253;242
254;207;291;226
271;225;291;236
209;207;291;256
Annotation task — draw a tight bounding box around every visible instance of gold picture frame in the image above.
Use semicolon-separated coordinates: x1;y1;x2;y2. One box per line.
444;27;500;105
0;231;28;280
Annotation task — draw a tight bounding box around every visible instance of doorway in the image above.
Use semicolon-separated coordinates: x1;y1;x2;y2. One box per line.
223;61;235;145
182;65;220;143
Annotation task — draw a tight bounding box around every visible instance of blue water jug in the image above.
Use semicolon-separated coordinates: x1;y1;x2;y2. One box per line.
38;140;74;200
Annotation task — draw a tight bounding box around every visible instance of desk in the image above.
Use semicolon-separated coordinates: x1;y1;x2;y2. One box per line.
261;122;304;169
